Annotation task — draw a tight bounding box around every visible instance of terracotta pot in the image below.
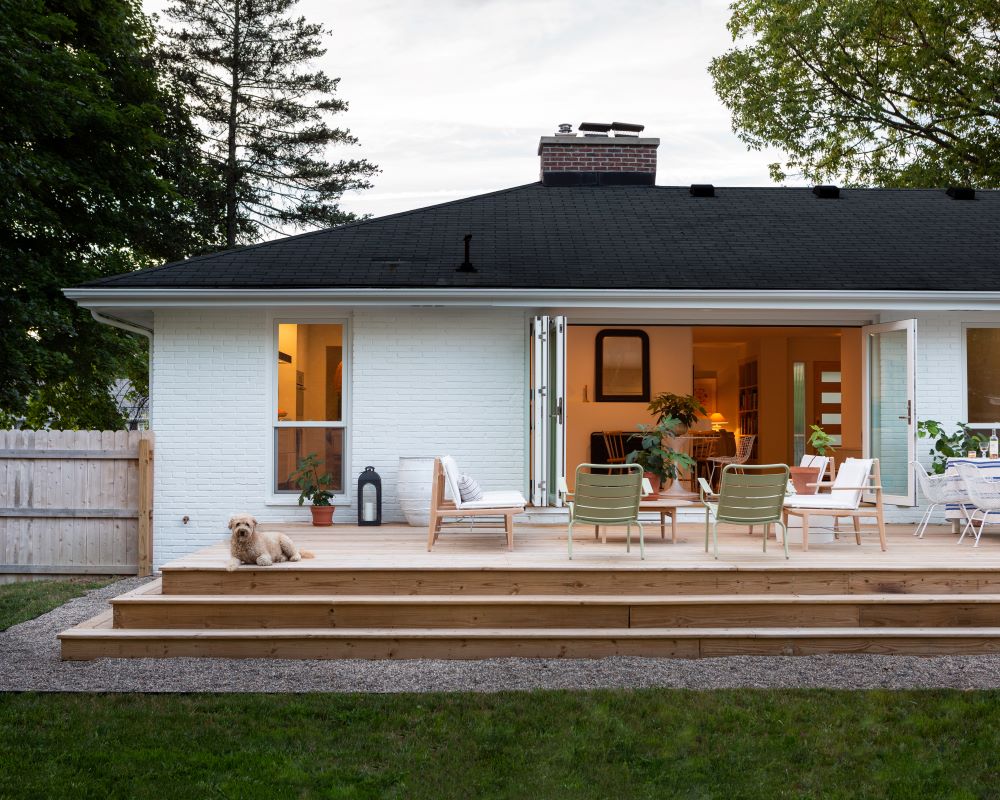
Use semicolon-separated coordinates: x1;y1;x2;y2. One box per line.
310;505;335;526
643;472;661;498
789;466;821;495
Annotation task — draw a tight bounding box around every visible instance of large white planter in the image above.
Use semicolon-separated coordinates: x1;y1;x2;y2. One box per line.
397;456;436;527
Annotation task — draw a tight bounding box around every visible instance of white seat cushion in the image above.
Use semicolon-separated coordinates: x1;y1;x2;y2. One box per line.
440;455;464;507
460;490;526;509
784;494;858;510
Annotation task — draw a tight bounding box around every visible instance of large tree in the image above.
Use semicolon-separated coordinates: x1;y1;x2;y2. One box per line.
0;0;221;429
709;0;1000;187
161;0;378;247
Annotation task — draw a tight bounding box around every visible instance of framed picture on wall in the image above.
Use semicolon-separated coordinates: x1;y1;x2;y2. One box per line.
596;329;650;402
693;376;717;413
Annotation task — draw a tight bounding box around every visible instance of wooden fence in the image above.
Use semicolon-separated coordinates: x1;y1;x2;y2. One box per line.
0;430;153;581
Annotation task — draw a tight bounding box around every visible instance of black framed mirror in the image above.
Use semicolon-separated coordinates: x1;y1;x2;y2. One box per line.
595;329;650;402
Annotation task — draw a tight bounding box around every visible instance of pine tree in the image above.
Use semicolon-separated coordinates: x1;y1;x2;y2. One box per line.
161;0;378;247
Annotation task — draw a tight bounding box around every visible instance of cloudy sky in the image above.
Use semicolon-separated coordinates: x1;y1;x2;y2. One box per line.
146;0;793;219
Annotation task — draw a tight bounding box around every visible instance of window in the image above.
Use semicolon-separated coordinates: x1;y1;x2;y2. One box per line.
595;329;650;402
966;327;1000;425
274;323;346;494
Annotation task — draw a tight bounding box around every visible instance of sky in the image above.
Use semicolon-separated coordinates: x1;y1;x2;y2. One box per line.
145;0;792;220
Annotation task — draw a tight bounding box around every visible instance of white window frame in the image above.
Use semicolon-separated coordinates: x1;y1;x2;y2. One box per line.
267;316;352;506
962;322;1000;430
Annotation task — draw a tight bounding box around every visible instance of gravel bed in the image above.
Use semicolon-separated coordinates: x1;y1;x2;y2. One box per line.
3;577;1000;693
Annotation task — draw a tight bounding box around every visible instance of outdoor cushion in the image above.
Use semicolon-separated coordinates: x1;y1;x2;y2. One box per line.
784;494;858;510
785;457;874;510
440;455;464;506
458;474;484;502
460;490;526;509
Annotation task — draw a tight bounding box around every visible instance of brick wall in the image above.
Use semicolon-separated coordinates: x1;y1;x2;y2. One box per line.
149;307;526;568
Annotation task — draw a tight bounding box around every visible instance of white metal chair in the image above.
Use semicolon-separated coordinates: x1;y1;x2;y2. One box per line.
707;434;756;486
782;458;886;551
954;463;1000;547
911;461;970;539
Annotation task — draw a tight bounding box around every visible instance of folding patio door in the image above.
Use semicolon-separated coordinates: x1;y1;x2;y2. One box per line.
862;319;916;505
530;315;567;507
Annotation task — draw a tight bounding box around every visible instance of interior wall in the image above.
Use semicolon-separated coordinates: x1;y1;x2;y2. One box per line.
566;325;693;473
840;328;863;461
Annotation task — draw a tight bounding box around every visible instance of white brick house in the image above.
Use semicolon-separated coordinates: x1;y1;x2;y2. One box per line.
66;126;1000;568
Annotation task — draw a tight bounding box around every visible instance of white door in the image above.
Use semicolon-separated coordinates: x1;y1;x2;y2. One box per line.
548;316;567;507
530;316;550;506
863;319;916;505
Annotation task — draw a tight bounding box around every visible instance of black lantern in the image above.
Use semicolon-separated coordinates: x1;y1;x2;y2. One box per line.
357;466;382;526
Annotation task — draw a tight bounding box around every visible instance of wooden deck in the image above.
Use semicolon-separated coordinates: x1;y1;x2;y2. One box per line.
59;521;1000;660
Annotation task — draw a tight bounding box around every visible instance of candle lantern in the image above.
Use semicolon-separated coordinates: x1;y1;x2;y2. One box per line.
357;466;382;526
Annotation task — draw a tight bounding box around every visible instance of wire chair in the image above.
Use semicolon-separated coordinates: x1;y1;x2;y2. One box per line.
954;463;1000;547
707;434;756;485
911;461;970;539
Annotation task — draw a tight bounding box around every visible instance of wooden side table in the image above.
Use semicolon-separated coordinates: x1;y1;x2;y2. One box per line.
638;498;696;543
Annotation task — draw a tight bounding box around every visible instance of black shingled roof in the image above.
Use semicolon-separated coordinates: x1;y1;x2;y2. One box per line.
80;183;1000;291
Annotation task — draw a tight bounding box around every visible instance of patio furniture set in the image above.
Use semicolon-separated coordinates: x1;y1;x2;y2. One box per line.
912;459;1000;548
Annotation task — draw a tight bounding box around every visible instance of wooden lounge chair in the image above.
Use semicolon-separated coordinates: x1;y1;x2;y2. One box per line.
427;456;526;551
698;464;790;560
567;463;644;560
782;458;886;551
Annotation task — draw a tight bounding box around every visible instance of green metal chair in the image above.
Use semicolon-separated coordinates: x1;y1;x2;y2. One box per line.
698;464;790;560
568;463;644;560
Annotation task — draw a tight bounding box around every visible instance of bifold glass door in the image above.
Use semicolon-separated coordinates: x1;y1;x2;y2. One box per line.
863;320;916;505
530;316;566;507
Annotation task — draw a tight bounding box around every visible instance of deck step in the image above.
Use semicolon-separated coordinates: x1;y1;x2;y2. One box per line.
112;582;1000;630
159;565;1000;597
59;617;1000;660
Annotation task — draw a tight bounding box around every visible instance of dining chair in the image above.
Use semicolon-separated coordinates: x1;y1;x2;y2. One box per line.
602;431;628;465
911;461;970;539
954;463;1000;547
698;464;790;560
688;434;719;491
567;463;644;560
707;434;756;486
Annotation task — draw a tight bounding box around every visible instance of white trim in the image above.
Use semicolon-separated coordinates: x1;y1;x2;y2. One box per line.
962;322;1000;429
268;316;352;506
64;287;1000;312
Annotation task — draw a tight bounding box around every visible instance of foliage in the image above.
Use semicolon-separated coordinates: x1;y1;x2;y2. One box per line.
4;690;1000;797
808;424;838;456
290;453;335;506
710;0;1000;188
0;0;221;428
917;419;987;474
647;393;707;429
160;0;380;248
626;416;697;481
0;578;113;632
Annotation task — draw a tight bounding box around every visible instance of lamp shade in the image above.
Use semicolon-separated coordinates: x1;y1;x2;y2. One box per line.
709;412;728;430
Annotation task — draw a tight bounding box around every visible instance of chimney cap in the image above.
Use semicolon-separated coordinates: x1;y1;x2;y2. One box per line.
578;122;612;133
611;121;644;133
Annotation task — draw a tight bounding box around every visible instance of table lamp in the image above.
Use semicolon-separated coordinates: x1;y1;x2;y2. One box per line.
709;412;728;431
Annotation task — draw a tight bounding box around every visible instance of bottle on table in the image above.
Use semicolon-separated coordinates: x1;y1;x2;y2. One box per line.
990;429;999;459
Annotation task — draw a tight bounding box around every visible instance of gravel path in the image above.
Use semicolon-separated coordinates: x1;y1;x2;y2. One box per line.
3;577;1000;692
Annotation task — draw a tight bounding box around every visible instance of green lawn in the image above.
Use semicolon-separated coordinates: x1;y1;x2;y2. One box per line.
1;690;998;799
0;577;114;631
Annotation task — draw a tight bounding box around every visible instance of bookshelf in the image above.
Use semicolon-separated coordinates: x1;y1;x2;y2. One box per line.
738;359;759;463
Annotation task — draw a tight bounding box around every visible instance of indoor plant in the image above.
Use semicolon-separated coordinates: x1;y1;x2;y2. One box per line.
290;453;336;526
646;393;707;434
808;424;838;456
626;416;696;497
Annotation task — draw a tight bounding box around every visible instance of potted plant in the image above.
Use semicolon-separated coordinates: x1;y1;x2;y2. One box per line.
290;453;336;526
789;425;839;494
917;420;986;474
646;393;707;435
626;416;696;497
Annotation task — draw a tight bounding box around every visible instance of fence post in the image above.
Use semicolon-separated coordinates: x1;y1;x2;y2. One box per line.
137;438;153;577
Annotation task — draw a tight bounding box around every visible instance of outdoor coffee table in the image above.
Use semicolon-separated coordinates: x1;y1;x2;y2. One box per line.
638;498;697;543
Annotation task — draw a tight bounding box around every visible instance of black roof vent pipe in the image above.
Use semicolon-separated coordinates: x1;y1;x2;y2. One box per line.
947;186;976;200
457;234;477;272
689;184;715;197
813;185;840;199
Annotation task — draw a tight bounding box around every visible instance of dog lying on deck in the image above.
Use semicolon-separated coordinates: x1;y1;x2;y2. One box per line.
226;514;315;571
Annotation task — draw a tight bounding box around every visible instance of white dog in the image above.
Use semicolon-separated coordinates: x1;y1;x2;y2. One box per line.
226;514;315;571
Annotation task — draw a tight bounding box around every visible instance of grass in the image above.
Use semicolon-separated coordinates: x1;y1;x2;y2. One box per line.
0;577;114;631
2;690;999;798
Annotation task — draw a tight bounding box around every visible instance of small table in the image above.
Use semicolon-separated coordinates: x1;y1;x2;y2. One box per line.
638;498;696;543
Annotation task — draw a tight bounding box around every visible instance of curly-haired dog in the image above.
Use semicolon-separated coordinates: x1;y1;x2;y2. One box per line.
226;514;315;571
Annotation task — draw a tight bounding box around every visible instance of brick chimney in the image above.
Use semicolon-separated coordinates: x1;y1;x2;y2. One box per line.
538;122;659;186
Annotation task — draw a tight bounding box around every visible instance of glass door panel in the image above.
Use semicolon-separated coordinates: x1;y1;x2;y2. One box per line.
863;320;916;505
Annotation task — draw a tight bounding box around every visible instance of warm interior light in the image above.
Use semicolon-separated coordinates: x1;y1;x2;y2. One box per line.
709;412;728;431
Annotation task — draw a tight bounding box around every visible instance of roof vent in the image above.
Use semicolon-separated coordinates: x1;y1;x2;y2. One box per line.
812;185;840;199
579;121;611;137
556;123;574;136
611;121;644;138
947;186;976;200
689;184;715;198
456;234;476;273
